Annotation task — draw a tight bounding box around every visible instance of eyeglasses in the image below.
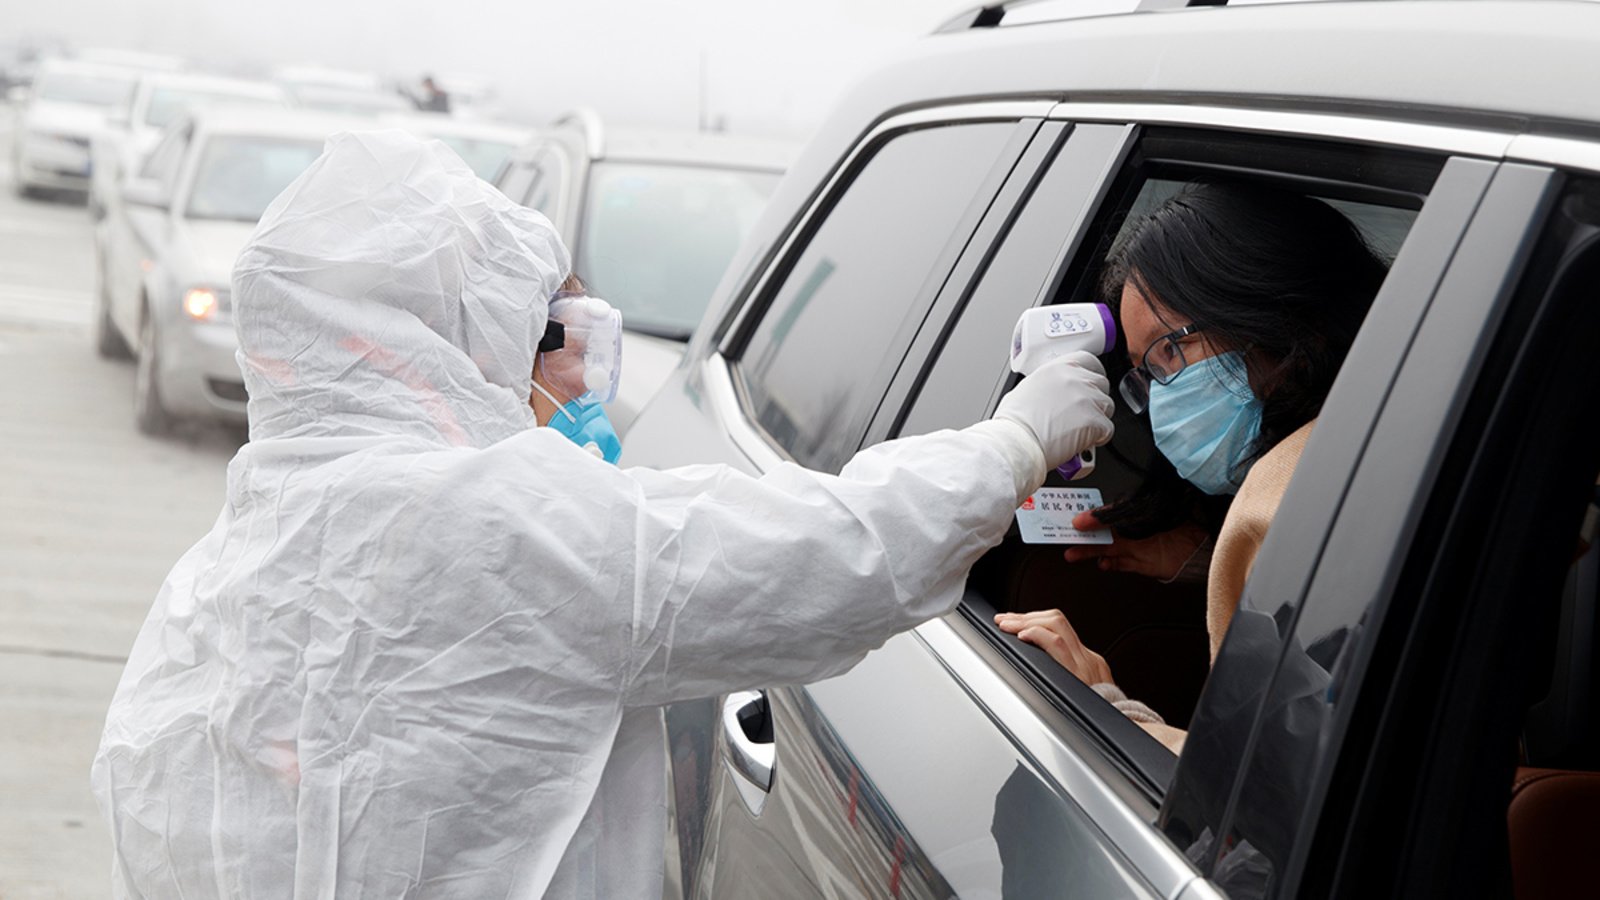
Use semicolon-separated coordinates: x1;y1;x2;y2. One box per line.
1118;323;1203;414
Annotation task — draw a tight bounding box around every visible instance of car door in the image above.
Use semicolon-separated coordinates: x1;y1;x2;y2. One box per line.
105;123;187;343
892;117;1514;900
730;119;1219;900
668;107;1182;899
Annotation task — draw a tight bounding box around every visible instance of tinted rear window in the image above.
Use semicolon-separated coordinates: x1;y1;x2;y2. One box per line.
738;122;1016;472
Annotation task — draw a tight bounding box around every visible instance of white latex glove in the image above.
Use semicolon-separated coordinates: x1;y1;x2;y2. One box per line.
992;351;1115;470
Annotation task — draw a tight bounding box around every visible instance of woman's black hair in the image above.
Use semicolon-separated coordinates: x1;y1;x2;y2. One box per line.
1096;182;1390;537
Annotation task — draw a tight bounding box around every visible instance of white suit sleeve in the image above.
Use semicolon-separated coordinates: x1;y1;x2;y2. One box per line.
616;418;1045;707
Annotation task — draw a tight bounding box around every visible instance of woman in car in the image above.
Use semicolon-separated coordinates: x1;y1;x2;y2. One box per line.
995;182;1391;751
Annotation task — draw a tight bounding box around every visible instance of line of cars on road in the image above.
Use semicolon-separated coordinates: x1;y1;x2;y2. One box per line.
89;101;555;434
10;58;147;198
86;71;287;218
15;51;800;436
9;55;477;202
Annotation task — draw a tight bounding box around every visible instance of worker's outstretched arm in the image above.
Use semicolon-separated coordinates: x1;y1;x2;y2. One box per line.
615;352;1113;706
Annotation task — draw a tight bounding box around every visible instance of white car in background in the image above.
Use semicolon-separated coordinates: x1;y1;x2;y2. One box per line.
94;108;363;433
89;72;287;219
380;113;531;180
9;58;139;197
494;111;795;433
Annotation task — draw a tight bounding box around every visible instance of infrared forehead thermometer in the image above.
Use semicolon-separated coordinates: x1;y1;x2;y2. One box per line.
1009;304;1118;481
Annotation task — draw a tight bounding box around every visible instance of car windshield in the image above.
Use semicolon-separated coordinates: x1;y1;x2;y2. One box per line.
184;135;324;223
35;71;133;107
144;88;278;129
432;135;517;180
578;161;779;339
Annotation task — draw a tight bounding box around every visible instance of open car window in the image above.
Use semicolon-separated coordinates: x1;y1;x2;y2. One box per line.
894;123;1445;798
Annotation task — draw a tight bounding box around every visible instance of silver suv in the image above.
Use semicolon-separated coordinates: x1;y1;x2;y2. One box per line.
494;112;795;433
622;2;1600;898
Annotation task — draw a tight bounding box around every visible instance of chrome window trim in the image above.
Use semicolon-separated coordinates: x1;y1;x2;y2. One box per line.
702;354;789;472
718;100;1057;350
1506;133;1600;175
1045;101;1515;159
915;616;1200;900
1174;878;1229;900
540;144;573;229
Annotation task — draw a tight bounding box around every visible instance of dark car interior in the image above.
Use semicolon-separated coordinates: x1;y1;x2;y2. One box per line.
1512;481;1600;900
1500;217;1600;900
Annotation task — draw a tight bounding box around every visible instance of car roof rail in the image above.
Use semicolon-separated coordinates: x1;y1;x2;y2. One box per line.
934;0;1227;33
1136;0;1229;8
551;107;605;159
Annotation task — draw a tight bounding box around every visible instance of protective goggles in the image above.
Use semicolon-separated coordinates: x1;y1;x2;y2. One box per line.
540;293;623;405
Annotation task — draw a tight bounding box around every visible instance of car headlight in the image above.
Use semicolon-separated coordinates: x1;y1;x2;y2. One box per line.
183;287;230;322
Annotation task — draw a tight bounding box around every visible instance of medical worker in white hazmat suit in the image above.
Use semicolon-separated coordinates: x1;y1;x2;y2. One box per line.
92;131;1115;898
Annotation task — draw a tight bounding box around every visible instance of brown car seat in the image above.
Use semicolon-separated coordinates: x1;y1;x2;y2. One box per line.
1508;767;1600;900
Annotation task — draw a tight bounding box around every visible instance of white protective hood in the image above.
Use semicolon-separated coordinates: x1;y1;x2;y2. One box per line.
92;131;1049;899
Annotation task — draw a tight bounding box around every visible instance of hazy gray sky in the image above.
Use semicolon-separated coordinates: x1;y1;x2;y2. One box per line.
5;0;993;137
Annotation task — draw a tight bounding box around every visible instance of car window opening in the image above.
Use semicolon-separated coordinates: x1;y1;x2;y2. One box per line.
959;137;1435;792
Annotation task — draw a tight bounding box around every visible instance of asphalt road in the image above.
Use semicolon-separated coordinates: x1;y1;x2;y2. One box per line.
0;109;242;899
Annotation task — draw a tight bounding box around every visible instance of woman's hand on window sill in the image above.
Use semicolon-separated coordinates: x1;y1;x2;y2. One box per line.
994;609;1113;686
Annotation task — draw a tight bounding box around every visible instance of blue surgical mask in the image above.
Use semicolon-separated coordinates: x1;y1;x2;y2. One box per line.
532;377;622;464
547;399;622;463
1148;351;1262;495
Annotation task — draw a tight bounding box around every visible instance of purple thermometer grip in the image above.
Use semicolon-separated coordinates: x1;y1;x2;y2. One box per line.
1056;455;1085;480
1096;303;1119;354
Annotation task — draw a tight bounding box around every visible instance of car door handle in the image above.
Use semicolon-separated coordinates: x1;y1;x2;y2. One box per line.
721;690;775;792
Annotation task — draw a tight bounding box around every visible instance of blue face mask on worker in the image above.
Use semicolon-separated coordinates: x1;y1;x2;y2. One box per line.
543;397;622;463
1147;351;1262;495
532;295;624;464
